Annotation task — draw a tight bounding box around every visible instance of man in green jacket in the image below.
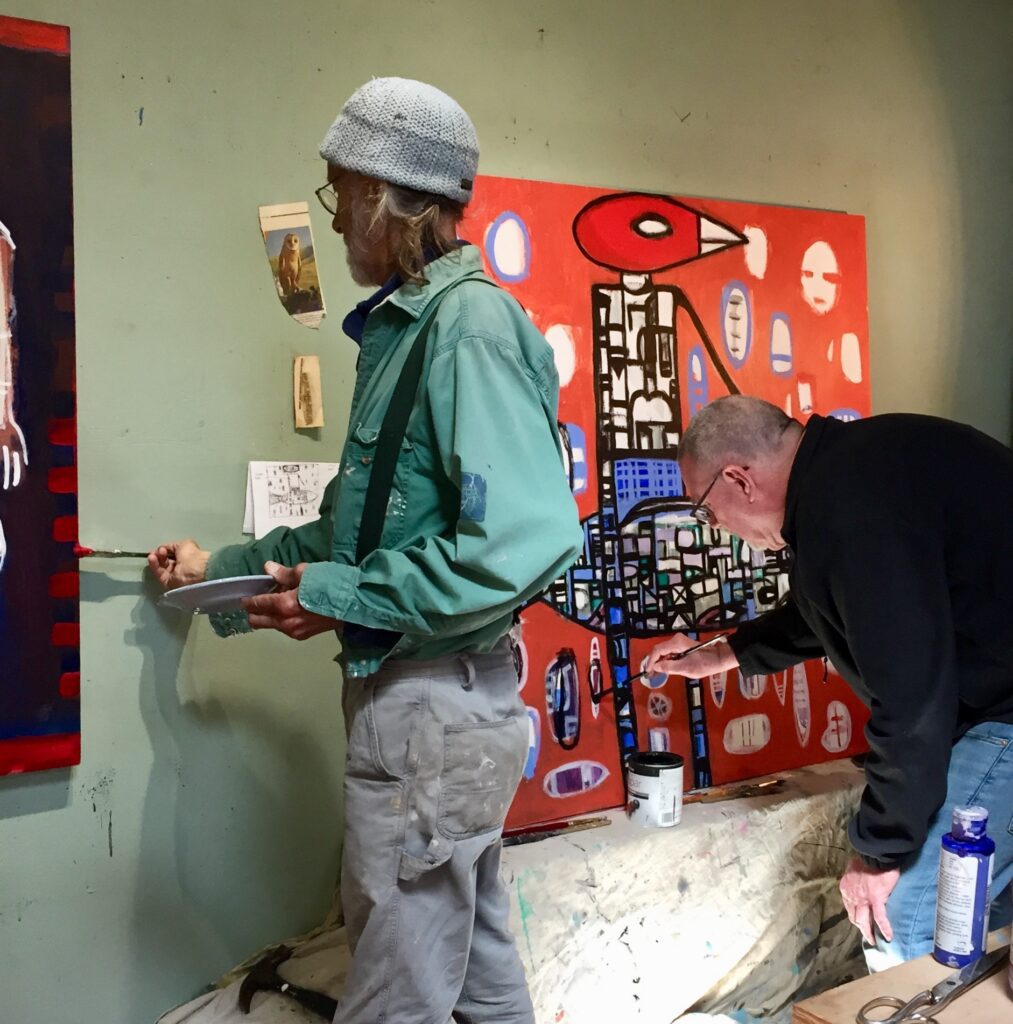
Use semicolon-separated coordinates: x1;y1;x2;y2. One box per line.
150;77;582;1023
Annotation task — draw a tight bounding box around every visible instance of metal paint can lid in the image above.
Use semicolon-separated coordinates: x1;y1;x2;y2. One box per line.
627;752;684;777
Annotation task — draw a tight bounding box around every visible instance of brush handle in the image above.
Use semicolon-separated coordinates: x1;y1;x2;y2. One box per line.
74;544;150;559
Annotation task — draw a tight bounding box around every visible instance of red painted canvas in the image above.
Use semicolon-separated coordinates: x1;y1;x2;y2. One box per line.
0;16;79;774
459;176;871;829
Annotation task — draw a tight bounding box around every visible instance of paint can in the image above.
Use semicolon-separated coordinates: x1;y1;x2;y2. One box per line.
626;752;683;828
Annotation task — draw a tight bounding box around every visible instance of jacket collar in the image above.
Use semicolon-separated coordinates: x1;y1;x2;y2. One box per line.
386;244;483;319
782;414;830;549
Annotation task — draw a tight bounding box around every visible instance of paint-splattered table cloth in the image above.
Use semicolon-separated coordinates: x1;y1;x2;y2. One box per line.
157;761;865;1024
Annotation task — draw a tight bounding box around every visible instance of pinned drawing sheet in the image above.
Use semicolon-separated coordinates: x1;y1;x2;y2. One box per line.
259;202;326;329
243;461;339;539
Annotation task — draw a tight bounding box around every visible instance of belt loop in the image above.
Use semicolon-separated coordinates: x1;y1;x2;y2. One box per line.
459;654;476;691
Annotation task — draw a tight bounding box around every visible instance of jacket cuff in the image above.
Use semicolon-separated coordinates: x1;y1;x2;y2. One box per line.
847;817;912;872
298;562;359;621
727;626;761;675
206;546;253;638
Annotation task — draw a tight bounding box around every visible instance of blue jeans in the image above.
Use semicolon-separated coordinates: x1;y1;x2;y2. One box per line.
865;721;1013;971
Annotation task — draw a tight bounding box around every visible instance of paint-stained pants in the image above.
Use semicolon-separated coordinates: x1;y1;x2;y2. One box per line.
335;640;535;1024
865;721;1013;971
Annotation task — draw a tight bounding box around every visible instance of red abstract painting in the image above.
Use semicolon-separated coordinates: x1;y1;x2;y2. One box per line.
0;16;79;774
460;176;871;829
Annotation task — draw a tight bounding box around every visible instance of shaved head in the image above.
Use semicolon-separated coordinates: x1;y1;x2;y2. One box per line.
680;396;795;476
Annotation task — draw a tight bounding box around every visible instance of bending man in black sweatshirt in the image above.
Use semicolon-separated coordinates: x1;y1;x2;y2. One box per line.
646;395;1013;970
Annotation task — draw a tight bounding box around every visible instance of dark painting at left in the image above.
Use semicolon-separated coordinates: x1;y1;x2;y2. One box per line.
0;16;79;773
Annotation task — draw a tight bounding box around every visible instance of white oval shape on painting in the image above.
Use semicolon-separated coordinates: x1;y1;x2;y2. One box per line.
723;714;771;754
690;351;704;382
545;324;576;386
744;226;768;279
772;671;787;706
770;316;792;374
710;672;727;709
827;339;835;362
841;332;862;383
543;760;609;798
821;700;852;753
792;664;812;747
785;393;793;417
738;671;766;700
797;380;814;416
492;216;528;279
637;217;670;237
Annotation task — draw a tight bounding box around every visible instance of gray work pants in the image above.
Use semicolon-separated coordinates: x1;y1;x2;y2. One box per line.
336;640;535;1024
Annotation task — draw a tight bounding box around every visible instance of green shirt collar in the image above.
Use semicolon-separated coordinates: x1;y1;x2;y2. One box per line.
386;245;484;319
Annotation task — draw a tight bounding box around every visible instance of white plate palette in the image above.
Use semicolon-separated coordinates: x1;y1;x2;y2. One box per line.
159;575;276;614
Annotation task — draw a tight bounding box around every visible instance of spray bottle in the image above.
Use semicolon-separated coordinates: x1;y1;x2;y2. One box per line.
933;805;995;968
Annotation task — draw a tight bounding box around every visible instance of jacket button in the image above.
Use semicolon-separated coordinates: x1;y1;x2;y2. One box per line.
361;455;372;465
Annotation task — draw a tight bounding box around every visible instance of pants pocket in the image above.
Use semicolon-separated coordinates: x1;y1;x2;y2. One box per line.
345;676;426;781
438;716;527;839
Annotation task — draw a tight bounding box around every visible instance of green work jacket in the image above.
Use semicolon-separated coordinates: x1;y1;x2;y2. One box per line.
207;246;583;677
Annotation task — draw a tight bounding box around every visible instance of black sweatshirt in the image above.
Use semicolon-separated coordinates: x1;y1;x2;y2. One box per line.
729;413;1013;870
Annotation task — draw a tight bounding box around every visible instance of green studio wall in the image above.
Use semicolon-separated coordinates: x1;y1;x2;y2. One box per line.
0;2;1008;1022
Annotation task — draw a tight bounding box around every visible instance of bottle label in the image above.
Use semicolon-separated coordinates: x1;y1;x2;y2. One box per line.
935;849;984;955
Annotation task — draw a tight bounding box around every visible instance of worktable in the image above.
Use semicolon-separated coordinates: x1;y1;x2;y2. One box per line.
158;760;867;1024
793;937;1012;1023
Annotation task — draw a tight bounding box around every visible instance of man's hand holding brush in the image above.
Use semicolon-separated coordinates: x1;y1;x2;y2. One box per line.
644;633;739;679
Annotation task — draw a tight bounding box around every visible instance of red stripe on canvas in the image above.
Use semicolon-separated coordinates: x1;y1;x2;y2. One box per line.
0;734;80;775
48;419;76;446
53;516;78;542
59;673;81;699
0;15;69;54
49;573;79;598
47;466;77;493
51;623;79;647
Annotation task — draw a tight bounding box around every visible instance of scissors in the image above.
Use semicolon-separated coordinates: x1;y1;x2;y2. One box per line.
856;945;1008;1023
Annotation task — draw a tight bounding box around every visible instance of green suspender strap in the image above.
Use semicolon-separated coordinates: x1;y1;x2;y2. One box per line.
355;275;498;565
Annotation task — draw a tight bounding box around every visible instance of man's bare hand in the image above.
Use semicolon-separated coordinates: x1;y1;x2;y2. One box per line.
644;634;739;679
241;561;339;641
839;855;899;945
147;539;210;590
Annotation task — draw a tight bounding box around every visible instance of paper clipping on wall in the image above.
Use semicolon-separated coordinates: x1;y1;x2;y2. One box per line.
258;202;326;329
243;461;339;538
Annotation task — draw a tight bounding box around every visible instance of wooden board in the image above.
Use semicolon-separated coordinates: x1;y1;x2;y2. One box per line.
793;947;1012;1024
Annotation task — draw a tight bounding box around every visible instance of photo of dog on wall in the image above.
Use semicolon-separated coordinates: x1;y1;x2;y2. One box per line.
264;225;322;316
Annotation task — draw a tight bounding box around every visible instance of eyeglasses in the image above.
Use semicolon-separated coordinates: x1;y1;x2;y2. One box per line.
315;179;339;216
689;469;723;526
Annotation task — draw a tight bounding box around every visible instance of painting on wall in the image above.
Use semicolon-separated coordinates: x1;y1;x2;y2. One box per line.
0;16;79;774
460;176;872;830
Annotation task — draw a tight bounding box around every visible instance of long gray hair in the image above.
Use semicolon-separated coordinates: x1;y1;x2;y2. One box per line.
353;179;465;285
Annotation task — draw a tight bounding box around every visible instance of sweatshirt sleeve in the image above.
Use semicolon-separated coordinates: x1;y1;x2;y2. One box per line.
297;335;584;637
823;514;959;869
204;475;339;637
728;593;826;673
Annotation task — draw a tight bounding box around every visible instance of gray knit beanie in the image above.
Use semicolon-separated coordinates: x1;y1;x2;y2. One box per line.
319;77;479;204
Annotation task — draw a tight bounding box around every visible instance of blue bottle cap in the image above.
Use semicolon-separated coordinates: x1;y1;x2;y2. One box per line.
951;805;989;840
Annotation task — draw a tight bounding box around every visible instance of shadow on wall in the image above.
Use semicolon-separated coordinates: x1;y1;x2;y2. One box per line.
904;3;1013;444
103;574;341;1023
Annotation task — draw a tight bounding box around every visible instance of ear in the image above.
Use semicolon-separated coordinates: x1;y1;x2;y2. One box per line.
723;465;755;502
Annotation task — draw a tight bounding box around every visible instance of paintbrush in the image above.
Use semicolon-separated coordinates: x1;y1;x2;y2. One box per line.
74;544;150;559
503;815;611;847
682;777;785;804
592;634;729;704
626;634;728;683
